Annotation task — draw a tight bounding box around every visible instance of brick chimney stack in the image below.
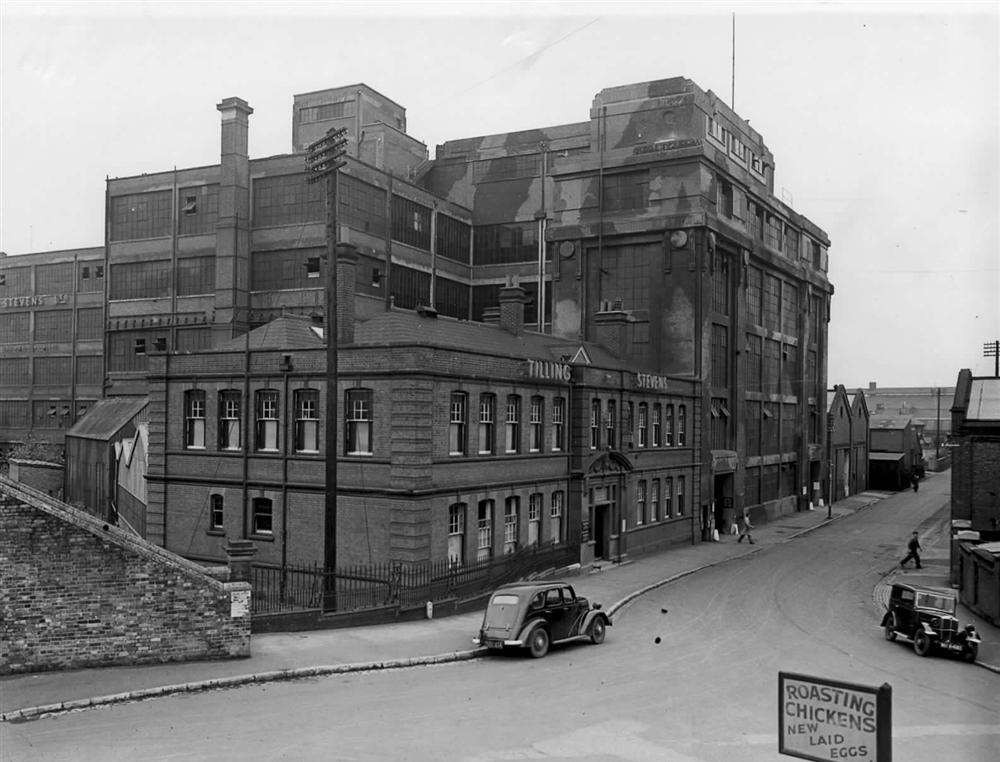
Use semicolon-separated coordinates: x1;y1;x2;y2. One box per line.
335;243;358;345
213;97;253;345
498;278;528;336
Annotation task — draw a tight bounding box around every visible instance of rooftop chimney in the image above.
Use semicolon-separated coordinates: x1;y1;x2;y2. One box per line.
498;277;528;336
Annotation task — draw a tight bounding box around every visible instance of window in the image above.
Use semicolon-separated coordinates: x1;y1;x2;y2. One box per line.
34;310;73;342
763;274;781;330
178;185;219;236
552;397;565;452
449;392;467;456
184;390;206;449
707;114;725;143
763;402;779;454
712;256;730;313
0;312;29;343
478;394;495;455
504;497;520;554
306;257;321;279
255;389;280;452
346;389;373;455
339;174;387;237
550;491;564;543
472;221;538;265
711;324;729;387
110;191;172;241
210;494;224;531
295;389;319;453
391;195;432;250
636;480;646;526
448;503;465;565
664;477;673;518
251;249;326;291
746;401;761;457
528;396;544;452
650;479;660;522
300;100;354;123
251;497;273;535
781;282;798;335
76;307;103;340
111;260;172;300
718;178;734;218
477;500;494;561
436;214;471;265
677;405;687;446
677;476;686;515
711;397;730;450
590;399;601;449
528;493;542;546
746;334;762;392
504;396;521;454
652;403;662;447
602;170;650;212
252;174;323;228
606;400;617;449
218;390;242;450
747;266;762;326
154;336;167;352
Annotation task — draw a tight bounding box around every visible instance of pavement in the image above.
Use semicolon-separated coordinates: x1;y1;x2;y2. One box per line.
3;473;997;723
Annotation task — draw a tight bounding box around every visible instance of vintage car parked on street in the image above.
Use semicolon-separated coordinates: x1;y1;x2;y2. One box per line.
472;582;612;658
881;582;981;661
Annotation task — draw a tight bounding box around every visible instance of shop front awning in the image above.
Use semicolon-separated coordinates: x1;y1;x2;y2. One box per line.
869;452;905;462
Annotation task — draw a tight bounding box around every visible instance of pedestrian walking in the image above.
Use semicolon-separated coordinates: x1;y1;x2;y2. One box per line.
737;509;755;544
900;531;922;569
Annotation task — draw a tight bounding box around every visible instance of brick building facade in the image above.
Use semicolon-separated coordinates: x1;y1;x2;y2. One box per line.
0;247;106;450
950;370;1000;541
147;265;700;569
826;385;869;502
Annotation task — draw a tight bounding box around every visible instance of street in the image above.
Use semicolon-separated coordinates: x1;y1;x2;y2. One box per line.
3;476;998;761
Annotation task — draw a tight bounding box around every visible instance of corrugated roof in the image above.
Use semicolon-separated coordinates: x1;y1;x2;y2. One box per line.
217;315;326;352
967;378;1000;421
66;397;148;441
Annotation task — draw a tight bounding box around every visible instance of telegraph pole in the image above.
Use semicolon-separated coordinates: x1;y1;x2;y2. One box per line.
306;126;349;610
985;340;1000;377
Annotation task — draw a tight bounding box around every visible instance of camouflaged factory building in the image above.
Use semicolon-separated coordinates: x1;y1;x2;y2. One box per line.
1;75;832;568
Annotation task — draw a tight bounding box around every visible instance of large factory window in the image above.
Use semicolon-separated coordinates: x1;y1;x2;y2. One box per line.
339;174;386;237
33;356;72;386
252;174;323;228
34;262;74;296
472;221;537;265
602;170;650;212
177;185;219;236
177;256;216;295
110;190;173;241
110;260;171;300
435;213;471;264
75;356;103;386
76;307;104;340
391;195;431;250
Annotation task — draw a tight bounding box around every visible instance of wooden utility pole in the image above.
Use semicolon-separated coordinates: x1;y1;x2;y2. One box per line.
306;126;348;610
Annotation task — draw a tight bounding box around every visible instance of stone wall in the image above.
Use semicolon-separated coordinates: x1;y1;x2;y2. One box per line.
0;477;250;675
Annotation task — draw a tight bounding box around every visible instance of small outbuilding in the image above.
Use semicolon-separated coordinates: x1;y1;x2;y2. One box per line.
64;397;149;526
868;418;922;490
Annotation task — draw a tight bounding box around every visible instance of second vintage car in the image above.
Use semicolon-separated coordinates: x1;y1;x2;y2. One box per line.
881;581;981;661
473;581;612;658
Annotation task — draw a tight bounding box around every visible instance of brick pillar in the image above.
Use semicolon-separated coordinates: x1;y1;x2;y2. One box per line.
335;243;358;345
225;539;257;583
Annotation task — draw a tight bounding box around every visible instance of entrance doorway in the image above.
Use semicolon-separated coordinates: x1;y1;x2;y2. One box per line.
713;473;734;533
593;504;609;560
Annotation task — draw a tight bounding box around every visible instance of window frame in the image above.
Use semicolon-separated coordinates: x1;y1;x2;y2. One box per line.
345;388;373;456
254;389;280;453
294;388;320;454
184;390;207;449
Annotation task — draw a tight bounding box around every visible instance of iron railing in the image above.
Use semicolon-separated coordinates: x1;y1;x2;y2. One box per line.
251;540;576;615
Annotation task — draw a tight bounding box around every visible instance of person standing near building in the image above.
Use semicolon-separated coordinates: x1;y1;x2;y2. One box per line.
737;509;755;544
900;531;922;569
911;473;919;492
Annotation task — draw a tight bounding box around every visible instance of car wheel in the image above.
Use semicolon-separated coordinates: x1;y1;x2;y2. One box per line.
883;615;897;642
589;617;606;645
528;627;550;659
913;631;932;657
962;643;978;663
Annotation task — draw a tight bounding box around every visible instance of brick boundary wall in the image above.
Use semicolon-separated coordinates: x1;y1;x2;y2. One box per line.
0;476;250;675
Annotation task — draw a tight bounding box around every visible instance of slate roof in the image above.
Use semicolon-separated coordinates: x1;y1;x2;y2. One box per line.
352;310;621;366
216;315;326;352
967;378;1000;421
66;397;149;441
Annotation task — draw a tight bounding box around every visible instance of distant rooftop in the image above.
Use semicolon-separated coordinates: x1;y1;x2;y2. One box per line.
966;378;1000;421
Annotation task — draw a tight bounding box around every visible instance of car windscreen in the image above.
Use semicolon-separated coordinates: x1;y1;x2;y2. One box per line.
916;592;956;614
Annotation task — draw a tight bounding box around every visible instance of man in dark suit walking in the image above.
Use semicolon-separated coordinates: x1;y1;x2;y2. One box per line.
900;531;922;569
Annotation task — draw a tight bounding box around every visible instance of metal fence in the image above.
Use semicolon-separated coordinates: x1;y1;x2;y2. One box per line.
251;540;576;615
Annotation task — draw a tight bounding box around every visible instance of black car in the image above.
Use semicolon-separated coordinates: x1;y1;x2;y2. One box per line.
881;582;980;660
472;582;612;658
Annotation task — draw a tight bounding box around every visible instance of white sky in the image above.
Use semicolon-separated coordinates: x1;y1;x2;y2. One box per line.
2;0;998;387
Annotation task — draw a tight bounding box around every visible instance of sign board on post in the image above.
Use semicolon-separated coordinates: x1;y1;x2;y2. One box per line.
779;672;891;762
